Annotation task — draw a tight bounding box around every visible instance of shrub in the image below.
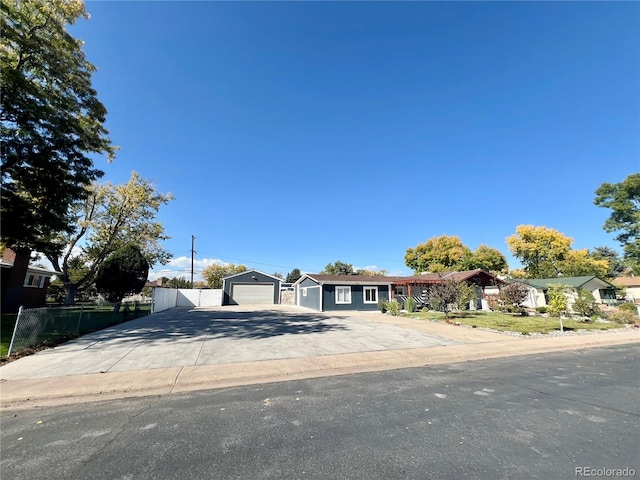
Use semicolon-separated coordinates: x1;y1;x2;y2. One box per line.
536;306;548;314
387;300;401;316
608;310;639;324
618;302;639;314
378;299;388;313
405;296;416;313
572;289;601;318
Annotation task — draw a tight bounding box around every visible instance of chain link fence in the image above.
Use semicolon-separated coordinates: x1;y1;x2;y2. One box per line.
7;301;152;357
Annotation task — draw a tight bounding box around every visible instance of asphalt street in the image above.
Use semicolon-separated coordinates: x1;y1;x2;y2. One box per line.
1;344;638;480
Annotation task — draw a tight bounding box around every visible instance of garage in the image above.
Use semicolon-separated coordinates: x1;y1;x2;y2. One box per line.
231;284;275;305
222;269;282;306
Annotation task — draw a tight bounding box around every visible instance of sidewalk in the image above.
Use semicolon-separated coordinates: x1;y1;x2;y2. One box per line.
2;326;637;410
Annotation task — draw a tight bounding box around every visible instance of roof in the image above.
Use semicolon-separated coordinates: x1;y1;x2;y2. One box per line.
522;276;615;289
392;269;506;286
298;274;396;285
222;269;283;282
611;276;640;287
1;261;60;276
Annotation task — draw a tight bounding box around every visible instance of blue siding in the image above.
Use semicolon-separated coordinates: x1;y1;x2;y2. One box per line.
322;284;390;311
223;271;281;305
297;277;321;310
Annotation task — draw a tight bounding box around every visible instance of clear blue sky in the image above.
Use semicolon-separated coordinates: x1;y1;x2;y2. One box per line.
70;1;639;280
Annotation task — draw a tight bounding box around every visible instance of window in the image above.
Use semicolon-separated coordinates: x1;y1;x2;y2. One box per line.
364;286;378;303
335;286;351;304
24;274;45;288
302;288;307;297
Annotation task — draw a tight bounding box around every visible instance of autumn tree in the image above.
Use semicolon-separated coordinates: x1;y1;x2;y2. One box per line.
595;173;640;274
44;171;173;304
321;260;354;275
355;268;388;276
546;283;569;332
1;0;116;254
95;244;149;306
405;235;472;273
202;263;247;289
462;245;508;273
285;268;302;283
506;225;573;278
557;249;610;278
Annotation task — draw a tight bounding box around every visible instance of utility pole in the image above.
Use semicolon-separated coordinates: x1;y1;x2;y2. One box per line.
191;235;196;289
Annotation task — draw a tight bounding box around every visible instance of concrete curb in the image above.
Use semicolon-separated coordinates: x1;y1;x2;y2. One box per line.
1;330;637;410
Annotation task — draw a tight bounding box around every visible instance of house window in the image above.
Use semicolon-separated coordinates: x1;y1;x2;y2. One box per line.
302;288;308;297
24;274;45;288
335;286;351;304
364;286;378;303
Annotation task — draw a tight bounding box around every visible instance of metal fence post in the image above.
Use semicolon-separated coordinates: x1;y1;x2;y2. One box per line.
7;306;23;357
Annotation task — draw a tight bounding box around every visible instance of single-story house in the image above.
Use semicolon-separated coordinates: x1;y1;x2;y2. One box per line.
222;269;282;305
1;248;60;312
391;269;505;310
294;274;393;312
611;276;640;304
520;276;617;311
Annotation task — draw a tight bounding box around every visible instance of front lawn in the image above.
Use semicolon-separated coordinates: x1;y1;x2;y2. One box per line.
407;310;622;334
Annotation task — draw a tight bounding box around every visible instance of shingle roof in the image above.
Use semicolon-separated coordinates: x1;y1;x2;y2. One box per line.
304;274;396;285
522;276;614;289
611;276;640;287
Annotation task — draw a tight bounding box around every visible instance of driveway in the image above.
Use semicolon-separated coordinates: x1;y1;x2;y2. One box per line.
0;305;460;380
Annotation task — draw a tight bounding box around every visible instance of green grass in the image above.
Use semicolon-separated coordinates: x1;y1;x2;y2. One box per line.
1;313;18;358
407;310;622;334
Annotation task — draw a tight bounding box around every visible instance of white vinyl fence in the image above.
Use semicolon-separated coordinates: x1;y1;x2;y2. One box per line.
152;288;222;313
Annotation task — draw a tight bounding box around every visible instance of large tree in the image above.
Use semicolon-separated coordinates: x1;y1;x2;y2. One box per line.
557;249;610;278
45;171;173;304
202;263;247;289
321;260;354;275
590;246;626;278
95;244;149;305
594;173;640;273
461;245;508;273
405;235;471;273
1;0;116;254
285;268;302;283
405;236;507;274
506;225;573;278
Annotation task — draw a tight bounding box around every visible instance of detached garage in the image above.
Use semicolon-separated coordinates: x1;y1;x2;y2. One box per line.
222;270;282;306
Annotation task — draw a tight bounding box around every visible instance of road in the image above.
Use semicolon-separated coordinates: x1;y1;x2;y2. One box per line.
1;344;638;480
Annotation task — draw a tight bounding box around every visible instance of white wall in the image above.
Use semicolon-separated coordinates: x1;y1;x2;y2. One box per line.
152;288;222;312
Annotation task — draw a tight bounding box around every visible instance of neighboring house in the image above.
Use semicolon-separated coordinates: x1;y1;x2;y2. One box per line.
1;248;60;312
294;274;393;312
611;276;640;304
222;270;282;305
520;276;617;311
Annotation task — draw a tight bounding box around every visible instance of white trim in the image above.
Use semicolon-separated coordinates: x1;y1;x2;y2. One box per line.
23;274;46;288
335;286;352;304
222;269;283;282
302;287;307;297
364;286;378;304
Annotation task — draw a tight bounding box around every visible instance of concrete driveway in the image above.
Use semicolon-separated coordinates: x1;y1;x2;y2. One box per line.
0;305;460;380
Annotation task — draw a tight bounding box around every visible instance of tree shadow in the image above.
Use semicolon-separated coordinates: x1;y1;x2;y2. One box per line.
54;307;350;348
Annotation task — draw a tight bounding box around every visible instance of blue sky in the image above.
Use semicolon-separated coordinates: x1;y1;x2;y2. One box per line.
70;1;639;280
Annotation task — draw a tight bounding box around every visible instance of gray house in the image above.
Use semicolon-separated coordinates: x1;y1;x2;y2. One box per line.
294;274;392;312
222;269;282;305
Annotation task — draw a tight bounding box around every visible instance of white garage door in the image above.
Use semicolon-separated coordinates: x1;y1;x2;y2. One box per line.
231;284;275;304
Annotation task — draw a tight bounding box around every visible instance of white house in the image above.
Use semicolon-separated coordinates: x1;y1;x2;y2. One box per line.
520;276;617;311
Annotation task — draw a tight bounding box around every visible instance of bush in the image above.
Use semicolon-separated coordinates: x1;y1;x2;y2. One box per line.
572;289;600;318
608;310;639;324
405;296;416;313
377;299;388;313
536;306;548;314
387;300;401;316
618;302;639;313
